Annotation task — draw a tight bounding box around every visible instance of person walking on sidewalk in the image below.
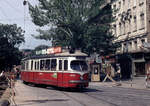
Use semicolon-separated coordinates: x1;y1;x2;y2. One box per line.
103;63;116;83
146;67;150;88
116;64;121;81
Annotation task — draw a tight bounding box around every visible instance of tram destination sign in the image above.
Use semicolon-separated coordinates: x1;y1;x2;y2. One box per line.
36;47;62;55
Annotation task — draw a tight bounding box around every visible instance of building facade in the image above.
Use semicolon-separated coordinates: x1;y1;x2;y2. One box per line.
112;0;150;78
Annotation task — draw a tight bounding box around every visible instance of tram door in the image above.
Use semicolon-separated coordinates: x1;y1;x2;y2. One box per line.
91;64;100;82
57;60;63;87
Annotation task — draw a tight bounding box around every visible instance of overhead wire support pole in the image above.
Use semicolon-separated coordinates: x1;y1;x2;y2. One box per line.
23;0;28;34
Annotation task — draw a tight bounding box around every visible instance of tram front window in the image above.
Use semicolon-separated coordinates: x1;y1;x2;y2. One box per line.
71;60;88;71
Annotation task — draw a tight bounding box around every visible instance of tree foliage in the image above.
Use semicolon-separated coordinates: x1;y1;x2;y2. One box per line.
29;0;117;55
0;24;24;71
34;45;49;51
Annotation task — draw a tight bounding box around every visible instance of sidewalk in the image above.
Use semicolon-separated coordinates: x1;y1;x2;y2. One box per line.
90;77;150;90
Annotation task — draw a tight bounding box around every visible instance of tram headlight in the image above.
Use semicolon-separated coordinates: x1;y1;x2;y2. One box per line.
80;75;83;80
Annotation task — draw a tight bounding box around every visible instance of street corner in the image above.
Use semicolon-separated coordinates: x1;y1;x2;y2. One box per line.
113;82;122;86
89;81;116;87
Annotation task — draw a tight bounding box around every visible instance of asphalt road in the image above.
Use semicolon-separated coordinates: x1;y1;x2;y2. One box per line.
11;80;150;106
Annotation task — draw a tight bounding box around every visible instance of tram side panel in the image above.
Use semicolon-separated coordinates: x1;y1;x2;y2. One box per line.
21;71;28;82
45;72;57;86
67;73;81;88
57;72;64;87
33;72;58;86
28;71;34;83
68;73;89;88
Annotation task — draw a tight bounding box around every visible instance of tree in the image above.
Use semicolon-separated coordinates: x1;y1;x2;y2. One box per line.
31;45;49;55
34;45;49;51
29;0;117;55
0;24;24;71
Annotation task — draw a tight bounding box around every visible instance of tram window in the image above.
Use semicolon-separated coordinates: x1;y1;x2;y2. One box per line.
64;60;68;70
21;62;25;70
70;60;88;71
37;61;39;70
35;62;37;70
51;59;57;71
59;60;62;70
31;61;33;70
26;61;29;70
40;60;45;70
45;59;51;70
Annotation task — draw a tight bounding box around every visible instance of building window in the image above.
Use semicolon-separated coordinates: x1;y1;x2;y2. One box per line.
113;4;116;10
141;39;145;44
133;0;137;7
119;23;122;35
140;13;145;29
118;2;121;9
123;0;125;5
123;23;125;34
123;43;128;52
113;4;117;15
113;24;117;36
129;42;132;51
133;7;136;16
139;0;144;5
128;0;130;7
133;16;137;31
134;41;137;50
125;21;128;33
128;21;131;33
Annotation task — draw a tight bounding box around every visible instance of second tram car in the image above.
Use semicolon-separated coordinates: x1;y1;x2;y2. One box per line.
21;49;89;88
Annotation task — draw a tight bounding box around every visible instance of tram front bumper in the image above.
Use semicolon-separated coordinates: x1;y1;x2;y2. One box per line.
69;80;89;83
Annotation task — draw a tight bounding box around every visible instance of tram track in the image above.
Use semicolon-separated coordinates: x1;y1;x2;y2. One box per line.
59;89;120;106
83;92;119;106
61;91;87;106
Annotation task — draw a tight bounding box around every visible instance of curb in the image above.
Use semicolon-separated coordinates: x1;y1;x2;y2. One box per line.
0;88;11;106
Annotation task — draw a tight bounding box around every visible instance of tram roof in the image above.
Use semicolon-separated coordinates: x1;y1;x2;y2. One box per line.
23;51;88;60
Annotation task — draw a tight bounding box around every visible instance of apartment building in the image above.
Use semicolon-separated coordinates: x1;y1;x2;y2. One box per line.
112;0;150;78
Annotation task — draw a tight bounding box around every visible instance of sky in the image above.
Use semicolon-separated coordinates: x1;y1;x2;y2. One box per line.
0;0;51;49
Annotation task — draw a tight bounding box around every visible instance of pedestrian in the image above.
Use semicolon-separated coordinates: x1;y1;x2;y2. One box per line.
146;67;150;88
103;63;116;83
116;64;121;80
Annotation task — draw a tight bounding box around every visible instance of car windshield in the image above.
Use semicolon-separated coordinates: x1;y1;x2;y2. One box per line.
70;60;88;71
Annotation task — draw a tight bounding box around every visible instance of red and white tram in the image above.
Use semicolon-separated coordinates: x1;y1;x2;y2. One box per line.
21;49;89;88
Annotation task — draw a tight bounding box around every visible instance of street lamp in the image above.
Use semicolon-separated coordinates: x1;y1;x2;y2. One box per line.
23;0;28;6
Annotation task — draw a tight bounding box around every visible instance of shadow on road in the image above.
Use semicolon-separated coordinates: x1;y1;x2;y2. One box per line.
23;81;104;93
